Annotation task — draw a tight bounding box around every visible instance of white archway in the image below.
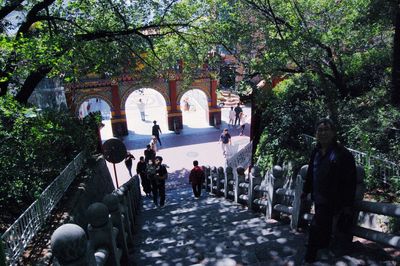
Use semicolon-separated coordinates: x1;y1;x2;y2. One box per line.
180;89;209;128
125;88;168;137
78;97;112;140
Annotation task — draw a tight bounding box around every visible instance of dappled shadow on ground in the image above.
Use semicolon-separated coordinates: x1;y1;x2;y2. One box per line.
130;186;399;266
165;169;191;190
130;188;306;265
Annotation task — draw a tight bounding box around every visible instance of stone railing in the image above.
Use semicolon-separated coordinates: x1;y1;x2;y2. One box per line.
204;163;400;250
1;152;86;266
226;141;252;170
50;176;141;266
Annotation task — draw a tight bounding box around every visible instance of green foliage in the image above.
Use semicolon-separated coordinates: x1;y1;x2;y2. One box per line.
255;74;327;175
255;72;400;200
0;96;100;228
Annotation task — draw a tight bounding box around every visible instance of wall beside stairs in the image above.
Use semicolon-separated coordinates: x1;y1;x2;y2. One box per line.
65;155;115;229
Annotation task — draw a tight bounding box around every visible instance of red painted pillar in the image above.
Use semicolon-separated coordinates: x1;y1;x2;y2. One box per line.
110;80;128;136
167;78;182;131
209;79;221;127
64;86;77;115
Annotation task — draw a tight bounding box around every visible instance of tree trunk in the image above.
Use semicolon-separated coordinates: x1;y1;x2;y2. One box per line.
392;1;400;107
15;66;52;104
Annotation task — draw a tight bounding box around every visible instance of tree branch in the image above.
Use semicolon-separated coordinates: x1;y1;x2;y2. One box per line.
15;65;53;104
17;0;56;37
0;0;24;21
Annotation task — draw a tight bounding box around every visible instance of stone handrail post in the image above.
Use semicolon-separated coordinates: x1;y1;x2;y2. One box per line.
114;191;134;246
125;177;140;214
133;175;142;210
86;203;121;266
204;166;211;192
234;166;246;203
294;165;311;227
210;167;218;195
264;170;273;220
248;165;262;210
102;194;129;263
217;167;225;197
355;166;366;202
51;223;97;266
117;186;135;231
225;166;234;199
290;174;305;229
348;166;366;241
265;165;284;220
123;178;139;215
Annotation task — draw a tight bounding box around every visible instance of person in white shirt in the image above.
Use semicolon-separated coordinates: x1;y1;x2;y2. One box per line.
149;135;158;152
137;98;146;121
228;107;236;128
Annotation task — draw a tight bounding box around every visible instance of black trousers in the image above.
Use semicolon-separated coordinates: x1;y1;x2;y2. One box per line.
154;134;162;145
308;204;334;250
234;115;240;125
151;180;165;206
140;173;152;194
192;183;202;197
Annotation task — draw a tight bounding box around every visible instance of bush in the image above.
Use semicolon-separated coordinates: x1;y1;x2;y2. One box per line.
0;96;101;230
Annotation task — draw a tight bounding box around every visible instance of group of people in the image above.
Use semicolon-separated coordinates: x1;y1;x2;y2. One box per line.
228;103;248;136
123;120;168;207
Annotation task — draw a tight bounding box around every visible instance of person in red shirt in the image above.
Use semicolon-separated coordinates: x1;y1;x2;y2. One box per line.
189;160;205;199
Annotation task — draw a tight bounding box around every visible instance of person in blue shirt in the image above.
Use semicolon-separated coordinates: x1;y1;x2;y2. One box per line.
219;128;232;157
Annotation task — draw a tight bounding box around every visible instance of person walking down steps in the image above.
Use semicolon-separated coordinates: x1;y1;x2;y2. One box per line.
152;120;162;146
189;160;205;199
137;156;151;197
124;152;135;177
151;156;168;208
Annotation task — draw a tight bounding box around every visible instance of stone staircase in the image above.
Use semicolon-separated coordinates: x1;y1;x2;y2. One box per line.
130;186;306;265
129;184;398;266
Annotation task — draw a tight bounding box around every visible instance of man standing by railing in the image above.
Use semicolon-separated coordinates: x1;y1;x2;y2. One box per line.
301;118;357;263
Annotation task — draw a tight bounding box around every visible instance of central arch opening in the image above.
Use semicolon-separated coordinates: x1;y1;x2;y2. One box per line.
125;88;168;138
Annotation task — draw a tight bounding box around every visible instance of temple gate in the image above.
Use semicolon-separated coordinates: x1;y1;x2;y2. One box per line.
65;72;221;136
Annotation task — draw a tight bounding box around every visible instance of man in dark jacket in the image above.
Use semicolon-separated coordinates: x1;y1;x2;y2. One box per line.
189;160;205;198
233;103;243;126
152;156;168;207
152;120;162;146
302;118;357;263
136;156;151;197
144;144;155;164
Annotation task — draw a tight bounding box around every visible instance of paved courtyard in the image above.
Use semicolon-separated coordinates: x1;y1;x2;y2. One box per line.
97;97;251;189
